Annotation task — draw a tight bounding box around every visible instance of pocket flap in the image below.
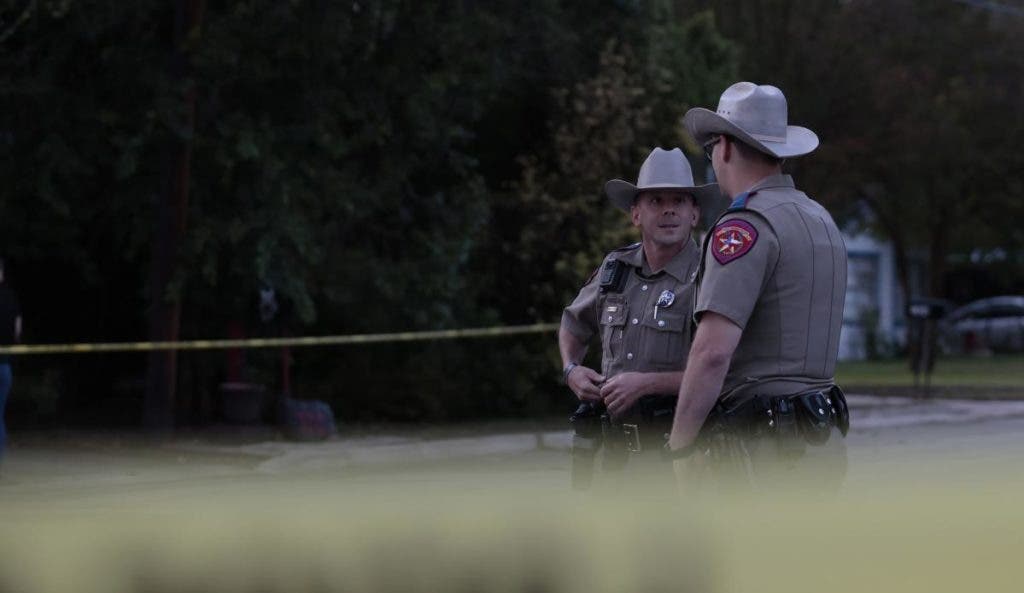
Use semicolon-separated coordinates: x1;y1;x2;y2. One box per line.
641;310;686;332
600;297;627;327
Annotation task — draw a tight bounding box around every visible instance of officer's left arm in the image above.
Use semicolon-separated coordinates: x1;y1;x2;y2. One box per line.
600;371;684;418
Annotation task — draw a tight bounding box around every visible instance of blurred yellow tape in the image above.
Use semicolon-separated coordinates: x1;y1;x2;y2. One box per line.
0;322;560;355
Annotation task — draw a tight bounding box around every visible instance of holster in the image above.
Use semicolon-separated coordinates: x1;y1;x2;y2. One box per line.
601;412;628;471
702;385;850;460
569;402;605;489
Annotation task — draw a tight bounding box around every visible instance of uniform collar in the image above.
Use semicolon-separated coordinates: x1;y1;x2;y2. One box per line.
617;243;646;269
664;238;701;283
620;238;700;283
743;173;795;195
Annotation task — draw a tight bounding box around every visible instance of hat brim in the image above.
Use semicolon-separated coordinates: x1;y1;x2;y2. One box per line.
605;179;725;216
683;108;819;158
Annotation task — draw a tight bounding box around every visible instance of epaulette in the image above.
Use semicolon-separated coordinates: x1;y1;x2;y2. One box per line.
611;241;642;253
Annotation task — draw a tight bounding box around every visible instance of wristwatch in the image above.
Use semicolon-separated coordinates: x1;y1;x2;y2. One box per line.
562;362;579;384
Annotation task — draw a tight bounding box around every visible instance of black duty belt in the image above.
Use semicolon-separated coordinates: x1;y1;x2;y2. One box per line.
702;385;850;444
608;394;677;455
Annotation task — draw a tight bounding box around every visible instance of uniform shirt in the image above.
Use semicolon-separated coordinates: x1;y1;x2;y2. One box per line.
695;174;847;405
561;239;701;386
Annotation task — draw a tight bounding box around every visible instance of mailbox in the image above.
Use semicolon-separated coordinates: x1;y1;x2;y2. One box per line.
907;298;949;321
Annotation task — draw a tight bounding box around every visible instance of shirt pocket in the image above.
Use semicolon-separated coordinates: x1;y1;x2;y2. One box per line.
640;308;690;367
599;296;627;361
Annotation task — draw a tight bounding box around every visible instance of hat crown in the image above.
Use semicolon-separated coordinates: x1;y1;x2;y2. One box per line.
605;146;720;213
636;147;697;188
715;82;788;142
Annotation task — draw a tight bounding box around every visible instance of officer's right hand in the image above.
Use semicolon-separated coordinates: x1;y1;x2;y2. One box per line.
568;365;605;402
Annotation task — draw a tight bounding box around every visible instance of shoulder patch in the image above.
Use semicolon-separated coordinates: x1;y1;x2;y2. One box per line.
711;219;758;265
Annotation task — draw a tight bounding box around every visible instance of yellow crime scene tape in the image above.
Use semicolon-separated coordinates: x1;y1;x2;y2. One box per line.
0;322;560;355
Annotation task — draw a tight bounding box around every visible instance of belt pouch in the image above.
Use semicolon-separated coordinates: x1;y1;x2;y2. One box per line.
772;396;806;458
828;385;850;436
794;391;833;445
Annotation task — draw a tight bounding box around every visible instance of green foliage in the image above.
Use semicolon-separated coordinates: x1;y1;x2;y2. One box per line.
181;1;493;328
1;1;740;424
489;10;736;325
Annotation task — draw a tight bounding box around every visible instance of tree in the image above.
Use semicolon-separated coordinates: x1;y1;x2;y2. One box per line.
482;8;736;326
0;1;739;425
1;1;502;424
809;1;1024;302
144;0;205;430
683;0;1024;305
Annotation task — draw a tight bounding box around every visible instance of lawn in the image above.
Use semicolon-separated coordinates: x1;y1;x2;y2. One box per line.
836;354;1024;397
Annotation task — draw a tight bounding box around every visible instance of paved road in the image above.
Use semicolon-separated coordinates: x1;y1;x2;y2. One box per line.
2;394;1024;506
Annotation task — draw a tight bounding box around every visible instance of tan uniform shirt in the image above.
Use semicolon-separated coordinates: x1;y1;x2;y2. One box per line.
562;240;701;387
695;175;847;405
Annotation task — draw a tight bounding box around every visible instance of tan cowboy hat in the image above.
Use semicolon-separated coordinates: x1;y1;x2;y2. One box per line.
605;147;721;213
683;82;819;158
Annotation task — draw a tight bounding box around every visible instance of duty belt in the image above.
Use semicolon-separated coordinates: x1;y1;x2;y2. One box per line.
702;385;850;444
607;394;677;455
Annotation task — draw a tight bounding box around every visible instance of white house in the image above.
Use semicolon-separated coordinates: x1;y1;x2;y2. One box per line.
840;232;925;360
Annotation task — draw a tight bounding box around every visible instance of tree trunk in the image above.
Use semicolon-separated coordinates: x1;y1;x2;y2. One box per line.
143;0;205;431
864;190;914;346
927;219;949;300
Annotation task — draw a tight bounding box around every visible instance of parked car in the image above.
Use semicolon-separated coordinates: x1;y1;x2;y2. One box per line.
939;296;1024;354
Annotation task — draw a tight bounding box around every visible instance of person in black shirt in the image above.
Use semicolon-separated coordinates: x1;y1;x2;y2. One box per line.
0;257;22;465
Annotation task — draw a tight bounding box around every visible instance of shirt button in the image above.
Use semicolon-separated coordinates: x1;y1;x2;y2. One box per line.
658;320;665;327
641;285;648;291
632;318;639;325
626;353;634;360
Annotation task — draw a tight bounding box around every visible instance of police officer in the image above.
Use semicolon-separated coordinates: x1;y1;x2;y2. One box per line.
560;148;722;478
666;83;849;489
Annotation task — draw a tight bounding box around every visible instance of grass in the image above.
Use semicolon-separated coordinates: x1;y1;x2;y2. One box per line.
836;353;1024;397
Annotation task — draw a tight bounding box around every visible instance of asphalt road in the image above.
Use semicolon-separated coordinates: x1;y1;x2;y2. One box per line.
2;394;1024;506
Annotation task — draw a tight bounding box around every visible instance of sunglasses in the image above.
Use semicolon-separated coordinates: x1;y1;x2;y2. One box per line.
702;136;721;161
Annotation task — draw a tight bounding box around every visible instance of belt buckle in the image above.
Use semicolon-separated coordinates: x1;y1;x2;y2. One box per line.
622;423;642;453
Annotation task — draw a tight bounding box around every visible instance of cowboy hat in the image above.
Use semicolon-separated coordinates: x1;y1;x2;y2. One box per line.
605;147;721;213
683;82;819;158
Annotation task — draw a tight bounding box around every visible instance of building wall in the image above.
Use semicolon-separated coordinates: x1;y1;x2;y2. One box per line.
840;233;904;360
